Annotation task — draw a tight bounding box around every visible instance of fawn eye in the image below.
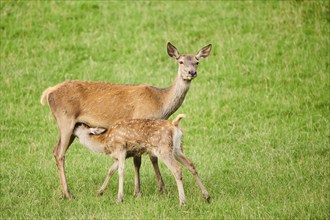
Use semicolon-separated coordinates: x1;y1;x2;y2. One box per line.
196;62;199;65
179;61;184;64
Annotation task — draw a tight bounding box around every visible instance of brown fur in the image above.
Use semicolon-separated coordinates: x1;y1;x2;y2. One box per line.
41;42;212;199
73;116;210;206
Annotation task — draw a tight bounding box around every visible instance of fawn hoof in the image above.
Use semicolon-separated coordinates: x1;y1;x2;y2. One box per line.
97;191;104;197
63;191;74;200
134;192;142;198
179;200;186;207
204;194;211;203
116;198;123;204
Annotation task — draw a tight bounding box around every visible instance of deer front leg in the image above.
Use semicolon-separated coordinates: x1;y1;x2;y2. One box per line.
133;156;142;197
150;155;165;193
134;156;165;196
97;161;119;196
117;154;126;203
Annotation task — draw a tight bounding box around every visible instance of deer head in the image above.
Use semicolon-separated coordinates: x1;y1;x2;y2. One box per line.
167;42;212;81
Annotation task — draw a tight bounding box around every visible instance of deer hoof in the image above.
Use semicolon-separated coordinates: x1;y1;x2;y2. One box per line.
204;194;211;203
134;192;142;198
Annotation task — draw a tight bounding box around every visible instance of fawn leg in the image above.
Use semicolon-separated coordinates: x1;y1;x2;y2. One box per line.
158;153;186;206
117;154;126;203
98;161;119;196
174;151;210;203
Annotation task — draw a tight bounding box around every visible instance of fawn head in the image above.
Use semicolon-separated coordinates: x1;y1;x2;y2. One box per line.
74;123;106;137
167;42;212;81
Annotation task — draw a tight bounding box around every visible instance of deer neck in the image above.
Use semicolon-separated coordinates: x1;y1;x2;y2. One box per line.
162;73;191;119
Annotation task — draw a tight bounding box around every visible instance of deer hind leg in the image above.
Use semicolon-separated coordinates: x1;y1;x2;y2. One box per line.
97;160;119;196
53;119;76;199
149;155;165;193
174;151;210;203
157;153;185;206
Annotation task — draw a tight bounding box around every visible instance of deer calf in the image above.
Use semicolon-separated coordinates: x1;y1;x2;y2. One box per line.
73;114;210;206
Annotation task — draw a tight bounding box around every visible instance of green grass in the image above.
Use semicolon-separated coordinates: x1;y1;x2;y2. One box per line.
1;1;329;219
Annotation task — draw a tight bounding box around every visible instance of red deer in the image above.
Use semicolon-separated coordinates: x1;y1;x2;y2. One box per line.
73;114;210;206
40;42;212;199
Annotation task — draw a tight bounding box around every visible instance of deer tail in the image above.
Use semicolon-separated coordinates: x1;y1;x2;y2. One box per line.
40;86;56;105
172;114;186;127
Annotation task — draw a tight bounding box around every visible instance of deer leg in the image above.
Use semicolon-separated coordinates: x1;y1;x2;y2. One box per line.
149;155;165;193
157;153;185;206
53;120;76;199
98;160;119;196
117;154;126;203
133;156;142;197
174;151;210;203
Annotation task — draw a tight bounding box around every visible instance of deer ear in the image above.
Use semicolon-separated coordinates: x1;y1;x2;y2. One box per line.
167;42;180;59
196;44;212;59
89;127;106;135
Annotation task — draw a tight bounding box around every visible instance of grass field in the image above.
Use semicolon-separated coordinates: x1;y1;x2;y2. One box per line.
1;1;329;219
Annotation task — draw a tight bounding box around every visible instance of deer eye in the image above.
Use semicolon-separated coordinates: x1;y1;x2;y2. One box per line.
196;62;199;65
179;61;184;64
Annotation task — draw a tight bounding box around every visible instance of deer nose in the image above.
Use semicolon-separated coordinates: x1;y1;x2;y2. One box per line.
189;71;197;77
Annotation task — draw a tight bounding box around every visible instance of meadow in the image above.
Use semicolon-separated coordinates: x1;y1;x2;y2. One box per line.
0;1;329;219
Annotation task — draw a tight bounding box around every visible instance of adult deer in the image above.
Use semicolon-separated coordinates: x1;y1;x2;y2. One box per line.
40;42;212;199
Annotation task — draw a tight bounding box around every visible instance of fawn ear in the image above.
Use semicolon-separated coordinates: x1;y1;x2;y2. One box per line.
89;127;106;135
196;44;212;59
167;42;180;59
